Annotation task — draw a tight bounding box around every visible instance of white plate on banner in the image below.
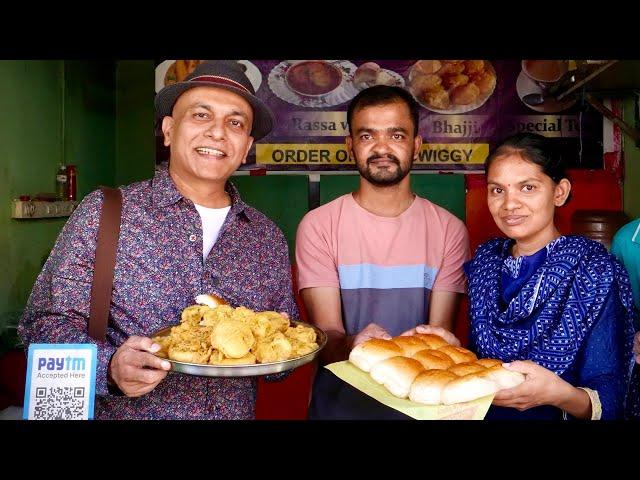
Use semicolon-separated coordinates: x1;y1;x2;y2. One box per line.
407;60;497;114
268;59;360;108
516;70;576;113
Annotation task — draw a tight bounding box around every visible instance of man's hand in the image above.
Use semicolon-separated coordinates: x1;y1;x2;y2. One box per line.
401;324;461;347
109;336;171;397
633;332;640;364
352;323;391;348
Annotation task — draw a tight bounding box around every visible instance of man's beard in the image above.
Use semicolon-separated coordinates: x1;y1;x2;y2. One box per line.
355;152;413;187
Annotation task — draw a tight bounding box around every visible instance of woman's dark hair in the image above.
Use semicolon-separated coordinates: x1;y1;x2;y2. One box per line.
485;132;569;184
346;85;420;137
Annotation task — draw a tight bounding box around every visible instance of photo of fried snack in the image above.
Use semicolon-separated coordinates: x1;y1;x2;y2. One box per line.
151;296;321;368
352;62;405;90
164;60;204;86
407;59;497;114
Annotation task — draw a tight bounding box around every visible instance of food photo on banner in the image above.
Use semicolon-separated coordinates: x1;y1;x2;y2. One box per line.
154;59;603;171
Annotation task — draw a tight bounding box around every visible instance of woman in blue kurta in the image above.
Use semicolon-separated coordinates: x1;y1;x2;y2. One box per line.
465;133;636;420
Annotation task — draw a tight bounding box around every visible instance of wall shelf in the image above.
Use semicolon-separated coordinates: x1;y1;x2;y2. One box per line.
11;200;78;219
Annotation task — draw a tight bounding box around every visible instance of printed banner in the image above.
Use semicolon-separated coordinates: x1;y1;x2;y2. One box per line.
155;60;604;171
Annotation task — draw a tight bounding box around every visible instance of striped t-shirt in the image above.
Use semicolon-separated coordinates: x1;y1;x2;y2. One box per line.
296;193;470;337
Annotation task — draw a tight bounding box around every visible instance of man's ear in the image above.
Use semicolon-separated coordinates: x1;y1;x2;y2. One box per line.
346;136;353;160
242;136;254;165
161;116;174;147
554;178;572;206
413;134;423;161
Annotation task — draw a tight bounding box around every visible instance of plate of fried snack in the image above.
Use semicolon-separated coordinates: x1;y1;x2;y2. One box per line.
325;333;524;419
155;60;204;93
407;60;497;114
151;294;327;377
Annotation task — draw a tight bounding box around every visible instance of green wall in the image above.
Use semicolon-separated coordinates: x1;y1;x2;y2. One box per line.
623;95;640;218
116;61;155;187
319;174;466;221
64;61;116;197
0;61;68;330
0;60;155;342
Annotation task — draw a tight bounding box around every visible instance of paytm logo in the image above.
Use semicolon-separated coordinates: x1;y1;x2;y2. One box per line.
37;356;86;371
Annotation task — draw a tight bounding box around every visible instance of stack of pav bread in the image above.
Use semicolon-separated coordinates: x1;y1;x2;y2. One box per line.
349;333;525;405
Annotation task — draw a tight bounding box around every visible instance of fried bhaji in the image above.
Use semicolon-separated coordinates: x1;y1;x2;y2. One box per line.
409;59;496;111
153;301;319;366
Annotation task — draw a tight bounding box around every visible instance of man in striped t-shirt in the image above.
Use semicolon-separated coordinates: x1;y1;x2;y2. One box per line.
295;85;470;419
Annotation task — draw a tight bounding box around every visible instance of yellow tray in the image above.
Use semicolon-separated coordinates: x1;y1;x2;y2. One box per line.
326;361;494;420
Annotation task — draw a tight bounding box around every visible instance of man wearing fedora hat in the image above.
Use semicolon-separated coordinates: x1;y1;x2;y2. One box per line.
19;60;299;419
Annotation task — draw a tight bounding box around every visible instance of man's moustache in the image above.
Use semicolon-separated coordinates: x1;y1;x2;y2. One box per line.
367;155;399;164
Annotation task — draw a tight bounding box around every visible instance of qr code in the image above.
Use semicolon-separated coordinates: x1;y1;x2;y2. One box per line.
32;386;85;420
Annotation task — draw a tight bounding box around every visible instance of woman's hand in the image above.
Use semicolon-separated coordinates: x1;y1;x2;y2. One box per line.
399;324;461;347
492;360;573;410
633;332;640;364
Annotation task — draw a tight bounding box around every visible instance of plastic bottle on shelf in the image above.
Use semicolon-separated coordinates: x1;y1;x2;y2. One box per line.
55;164;67;200
66;165;77;201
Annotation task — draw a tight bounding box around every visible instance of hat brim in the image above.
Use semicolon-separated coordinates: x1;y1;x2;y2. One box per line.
155;81;274;141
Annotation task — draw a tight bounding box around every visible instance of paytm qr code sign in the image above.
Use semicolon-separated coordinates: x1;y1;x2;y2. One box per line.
23;344;97;420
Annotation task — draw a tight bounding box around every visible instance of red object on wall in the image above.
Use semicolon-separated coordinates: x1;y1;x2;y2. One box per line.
465;174;505;255
453;296;470;348
66;165;77;201
0;349;27;410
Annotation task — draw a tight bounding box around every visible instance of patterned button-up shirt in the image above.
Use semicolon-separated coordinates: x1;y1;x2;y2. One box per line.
19;164;299;419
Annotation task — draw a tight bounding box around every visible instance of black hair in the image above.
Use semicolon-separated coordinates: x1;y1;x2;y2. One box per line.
346;85;420;137
485;132;571;204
